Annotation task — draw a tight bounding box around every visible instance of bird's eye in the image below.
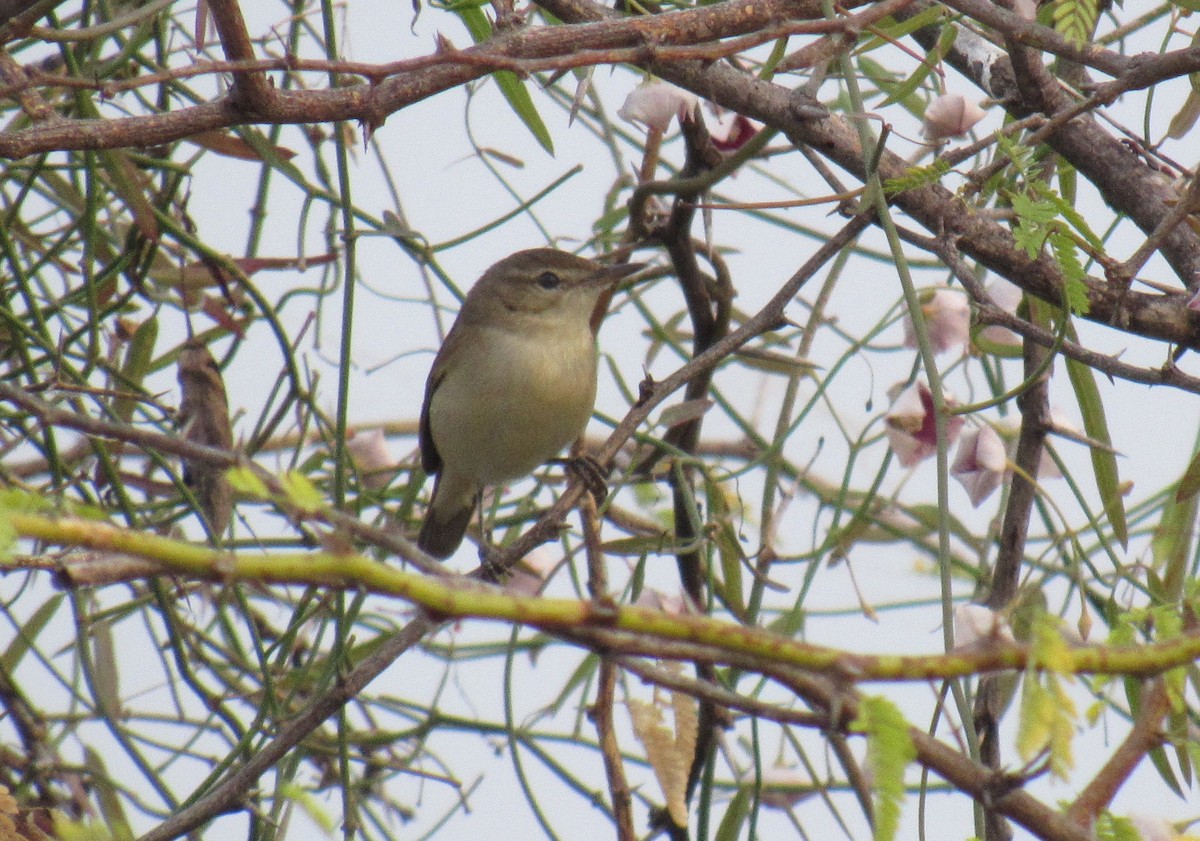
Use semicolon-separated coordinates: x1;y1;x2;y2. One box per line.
535;271;561;290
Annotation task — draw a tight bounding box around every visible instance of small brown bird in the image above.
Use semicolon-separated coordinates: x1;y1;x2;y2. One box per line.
417;249;644;559
176;341;234;539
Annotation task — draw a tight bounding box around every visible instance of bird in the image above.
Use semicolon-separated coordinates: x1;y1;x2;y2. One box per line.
417;248;644;559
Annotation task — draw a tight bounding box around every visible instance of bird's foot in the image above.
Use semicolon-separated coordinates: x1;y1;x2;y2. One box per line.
555;455;610;505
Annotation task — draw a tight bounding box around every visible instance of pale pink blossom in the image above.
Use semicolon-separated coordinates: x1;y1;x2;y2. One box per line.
710;111;759;153
504;546;562;597
953;604;1015;650
884;381;965;467
922;93;987;141
996;410;1071;480
635;588;698;616
1129;812;1176;841
951;426;1008;507
345;428;398;489
903;287;970;354
978;278;1024;349
617;81;698;133
1012;0;1037;19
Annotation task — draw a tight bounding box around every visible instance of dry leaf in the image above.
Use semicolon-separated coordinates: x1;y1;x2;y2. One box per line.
627;667;698;828
159;252;338;294
190;129;297;162
657;398;714;430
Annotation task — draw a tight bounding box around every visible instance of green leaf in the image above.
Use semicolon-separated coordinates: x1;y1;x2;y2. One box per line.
851;696;915;841
592;204;630;234
1029;613;1073;672
1;594;63;674
884;160;951;196
971;324;1024;358
0;488;53;513
1052;0;1099;47
0;509;15;562
1094;812;1141;841
706;475;745;616
1167;87;1200;139
456;5;554;155
84;747;134;841
53;814;119;841
1147;741;1185;797
1016;674;1077;778
599;535;682;556
91;616;121;718
1038;182;1102;250
877;24;955;108
1049;231;1090;315
99;150;160;240
1151;478;1197;600
112;316;158;424
1176;449;1200;502
278;782;337;832
1064;341;1128;547
857;57;924;118
227;466;270;500
855;5;949;52
1059;160;1077;205
765;602;806;638
279;471;325;513
1009;191;1058;226
715;788;751;841
1018;617;1079;779
1010;192;1056;259
542;652;599;715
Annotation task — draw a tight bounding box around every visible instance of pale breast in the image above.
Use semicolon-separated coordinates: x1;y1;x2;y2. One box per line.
429;322;598;484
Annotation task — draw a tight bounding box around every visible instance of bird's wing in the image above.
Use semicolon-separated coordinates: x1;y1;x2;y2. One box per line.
418;333;455;475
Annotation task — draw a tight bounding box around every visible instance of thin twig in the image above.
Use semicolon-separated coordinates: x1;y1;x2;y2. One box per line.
581;490;636;841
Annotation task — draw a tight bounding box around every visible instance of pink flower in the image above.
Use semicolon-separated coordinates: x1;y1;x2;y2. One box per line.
617;81;697;133
953;604;1015;649
710;112;759;153
978;279;1024;349
996;409;1071;480
634;588;698;616
885;381;965;467
951;426;1008;507
903;287;970;355
922;93;986;141
345;428;398;489
1128;813;1176;841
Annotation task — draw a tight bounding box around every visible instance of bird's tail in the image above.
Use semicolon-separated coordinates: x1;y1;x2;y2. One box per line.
418;471;477;559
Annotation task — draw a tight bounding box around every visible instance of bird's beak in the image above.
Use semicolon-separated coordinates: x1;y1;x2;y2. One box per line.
587;263;646;332
588;262;648;288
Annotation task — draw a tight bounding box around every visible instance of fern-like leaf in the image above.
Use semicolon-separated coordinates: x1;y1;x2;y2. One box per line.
851;696;916;841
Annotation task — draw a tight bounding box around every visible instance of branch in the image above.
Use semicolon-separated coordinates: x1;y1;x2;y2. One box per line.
9;514;1200;683
1066;678;1171;830
0;0;841;158
206;0;272;114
